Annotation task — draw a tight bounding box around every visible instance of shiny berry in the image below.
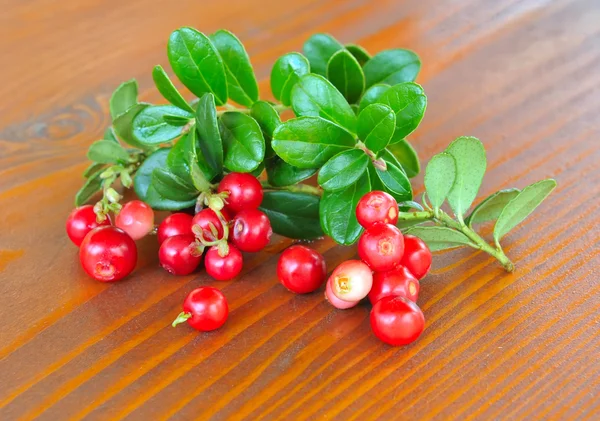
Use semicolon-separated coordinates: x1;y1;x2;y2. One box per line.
329;260;373;302
66;205;111;246
325;277;359;309
217;172;263;213
356;191;398;229
158;234;201;276
205;244;243;281
157;213;193;244
192;208;232;241
370;296;425;346
231;209;273;253
172;287;228;331
79;226;137;282
358;223;404;272
400;235;432;280
277;245;326;294
115;200;154;240
368;266;419;305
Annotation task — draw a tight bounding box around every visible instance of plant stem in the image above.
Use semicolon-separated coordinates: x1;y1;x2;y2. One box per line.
261;181;323;196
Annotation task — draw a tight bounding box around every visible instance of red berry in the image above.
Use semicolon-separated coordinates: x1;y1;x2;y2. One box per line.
158;234;201;276
174;287;228;331
356;191;399;229
277;245;326;294
231;209;273;253
370;296;425;346
400;235;432;280
115;200;154;240
79;226;137;282
368;266;419;305
217;172;263;213
66;205;111;246
157;213;193;244
192;208;232;241
358;223;404;272
329;260;373;302
205;244;243;281
325;277;359;309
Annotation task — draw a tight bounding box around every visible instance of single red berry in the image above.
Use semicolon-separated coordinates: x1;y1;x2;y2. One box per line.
205;244;243;281
157;213;193;244
368;266;419;305
158;234;202;276
231;209;273;253
370;296;425;346
66;205;111;246
192;208;232;241
358;223;404;272
356;191;399;229
400;235;432;280
217;172;263;213
79;226;137;282
172;287;228;331
325;277;359;309
329;260;373;302
277;245;326;294
115;200;155;240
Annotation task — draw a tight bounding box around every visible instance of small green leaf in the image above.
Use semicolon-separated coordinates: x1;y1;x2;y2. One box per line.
250;162;265;177
404;226;473;251
152;65;194;112
445;136;487;221
357;104;395;153
326;50;365;104
291;74;357;134
251;100;281;158
272;116;355;168
318;149;369;192
163;114;192;126
493;179;556;242
303;33;343;76
75;171;103;206
151;167;198;202
378;82;427;139
358;84;390;112
465;188;520;226
320;172;370;245
132;105;194;145
104;127;119;143
270;53;310;106
259;191;323;239
363;49;420;88
210;30;259;107
345;44;371;66
374;159;412;202
189;129;217;188
266;158;317;187
367;164;385;192
168;27;228;105
386;137;420;177
166;132;200;191
195;93;223;173
87;140;130;164
220;112;265;173
424;153;456;210
113;103;150;149
83;162;106;178
110;79;138;120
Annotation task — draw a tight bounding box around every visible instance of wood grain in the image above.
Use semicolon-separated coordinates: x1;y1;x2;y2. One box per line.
1;0;599;419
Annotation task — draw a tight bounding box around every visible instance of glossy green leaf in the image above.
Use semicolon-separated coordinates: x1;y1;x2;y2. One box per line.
266;158;317;187
445;136;487;221
374;159;412;202
303;33;343;76
83;162;105;178
110;79;138;120
250;162;265;178
326;50;365;104
75;171;103;206
318;149;368;191
104;127;119;143
270;52;310;106
87;140;130;164
210;30;259;107
251;100;281;158
320;172;370;245
363;49;420;88
168;27;228;105
166;132;206;192
404;226;474;251
378;82;427;139
219;112;265;173
367;164;385;192
465;188;520;227
259;191;323;239
163;114;192;126
151;167;198;202
113;103;150;149
195;93;223;173
424;153;456;210
132;105;193;145
357;104;395;153
291;74;357;134
358;84;390;112
152;65;194;112
272;116;355;169
345;44;371;66
494;179;556;242
386;137;420;178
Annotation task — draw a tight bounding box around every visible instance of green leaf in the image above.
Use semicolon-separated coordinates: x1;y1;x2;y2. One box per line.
270;53;310;106
110;79;138;120
167;27;228;105
378;82;427;139
367;164;385;192
152;65;194;112
291;74;357;134
465;188;520;227
445;136;487;221
303;33;343;76
250;162;265;177
104;127;119;143
424;153;456;210
151;167;198;202
357;104;395;153
83;162;106;178
113;103;150;149
219;112;265;172
345;44;371;66
363;49;420;89
272;116;355;169
87;140;131;164
318;149;369;192
358;84;390;112
166;132;201;191
210;30;259;107
374;159;412;202
259;191;323;239
404;226;473;251
326;50;365;104
386;137;420;178
132;105;193;145
493;179;556;242
320;172;370;245
195;93;223;173
75;171;103;206
251;100;281;158
266;158;317;187
163;114;192;126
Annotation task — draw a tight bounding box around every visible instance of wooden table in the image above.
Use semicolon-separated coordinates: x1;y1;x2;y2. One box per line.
1;0;599;419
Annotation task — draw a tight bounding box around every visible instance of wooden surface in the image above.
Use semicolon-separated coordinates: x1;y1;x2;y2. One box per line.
1;0;599;419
